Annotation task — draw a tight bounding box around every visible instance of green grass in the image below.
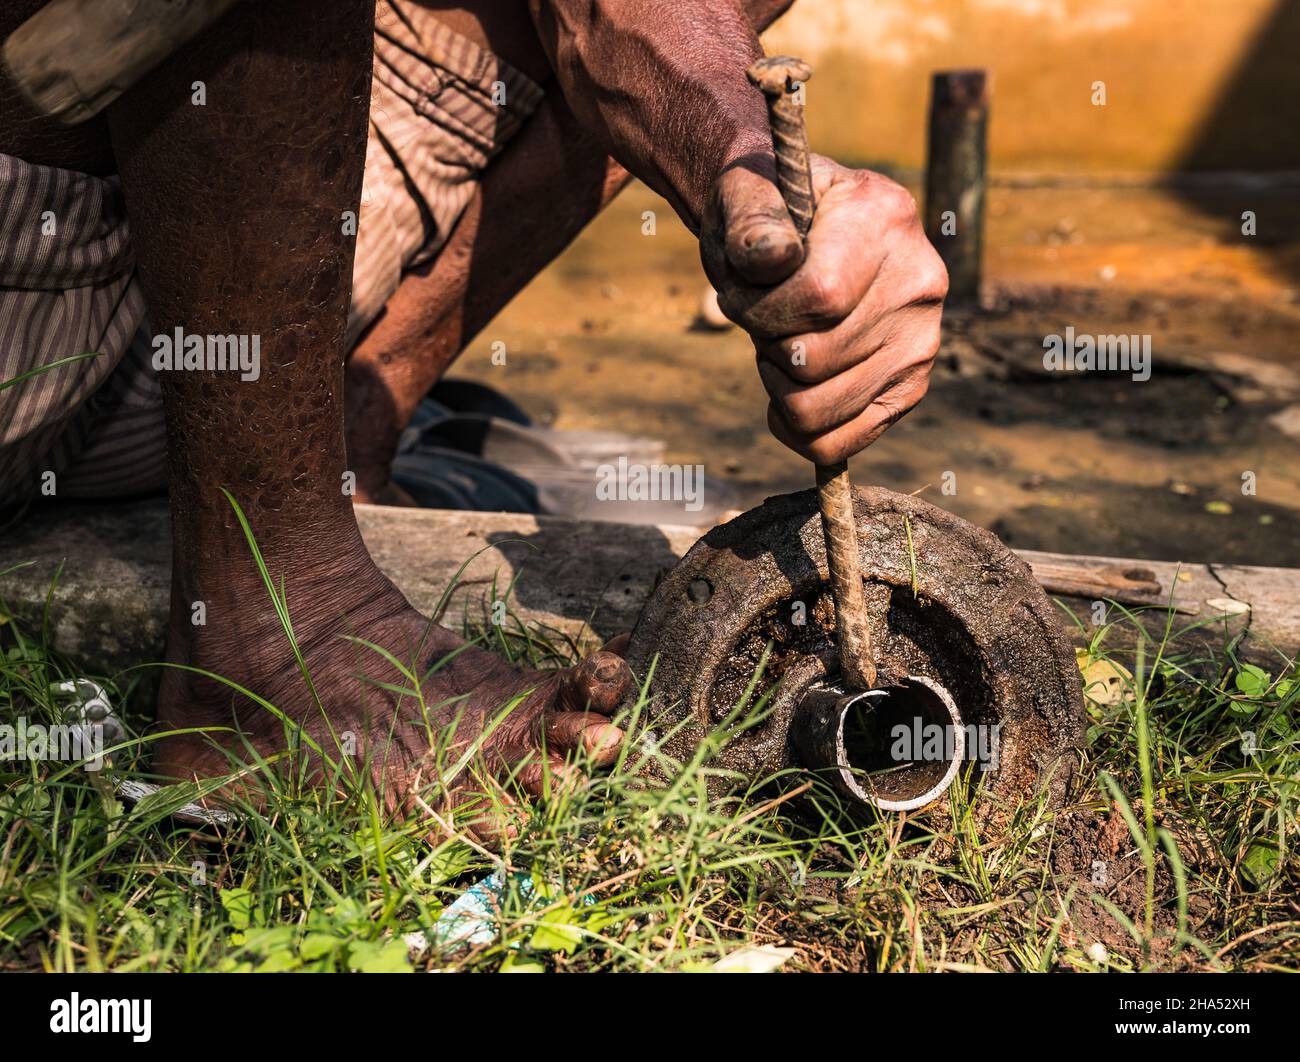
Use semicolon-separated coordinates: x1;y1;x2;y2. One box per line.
0;545;1296;973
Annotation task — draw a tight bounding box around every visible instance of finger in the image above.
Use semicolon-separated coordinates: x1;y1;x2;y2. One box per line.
515;754;583;799
752;255;944;385
544;711;625;765
766;368;932;465
446;776;524;849
759;357;876;439
558;650;632;716
715;162;804;285
756;308;940;435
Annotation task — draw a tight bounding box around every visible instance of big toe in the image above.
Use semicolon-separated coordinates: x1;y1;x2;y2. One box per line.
559;650;633;715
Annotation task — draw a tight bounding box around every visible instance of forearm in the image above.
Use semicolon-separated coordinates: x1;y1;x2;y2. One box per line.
527;0;784;231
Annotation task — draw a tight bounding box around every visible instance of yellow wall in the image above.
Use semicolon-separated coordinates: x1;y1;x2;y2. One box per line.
763;0;1300;173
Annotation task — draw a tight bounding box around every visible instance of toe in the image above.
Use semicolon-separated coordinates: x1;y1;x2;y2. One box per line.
406;761;523;851
545;711;625;765
514;754;583;798
450;778;524;848
559;649;633;715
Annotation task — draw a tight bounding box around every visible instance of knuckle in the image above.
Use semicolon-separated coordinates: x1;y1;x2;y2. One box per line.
714;288;743;324
918;247;950;302
803;271;855;324
873;391;909;430
909;324;943;372
787;362;820;386
907;372;932;406
778;390;820;435
874;178;920;226
886;373;931;421
892;252;948;311
782;338;821;382
806;435;846;465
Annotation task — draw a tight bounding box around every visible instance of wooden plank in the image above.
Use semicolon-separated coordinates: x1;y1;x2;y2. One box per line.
3;0;241;124
0;500;698;674
1;499;1295;675
1019;549;1300;664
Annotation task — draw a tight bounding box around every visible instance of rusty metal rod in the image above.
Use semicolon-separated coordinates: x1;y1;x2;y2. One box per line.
747;55;876;691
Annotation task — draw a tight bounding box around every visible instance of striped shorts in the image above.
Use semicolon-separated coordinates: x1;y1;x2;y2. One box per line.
0;1;543;506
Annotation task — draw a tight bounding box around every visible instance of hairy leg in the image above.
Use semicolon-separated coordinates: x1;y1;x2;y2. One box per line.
344;0;794;502
107;0;629;839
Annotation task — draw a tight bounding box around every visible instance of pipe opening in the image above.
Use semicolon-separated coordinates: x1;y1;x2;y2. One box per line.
792;676;964;812
839;677;964;810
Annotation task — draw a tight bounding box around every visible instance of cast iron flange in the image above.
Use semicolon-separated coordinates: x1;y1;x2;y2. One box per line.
626;487;1086;811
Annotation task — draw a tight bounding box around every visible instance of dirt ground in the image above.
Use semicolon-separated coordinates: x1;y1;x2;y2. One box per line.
455;177;1300;568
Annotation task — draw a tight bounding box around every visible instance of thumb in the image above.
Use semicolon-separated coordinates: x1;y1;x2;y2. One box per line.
718;163;805;286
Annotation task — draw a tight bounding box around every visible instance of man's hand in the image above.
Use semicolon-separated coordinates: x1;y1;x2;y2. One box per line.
701;154;948;465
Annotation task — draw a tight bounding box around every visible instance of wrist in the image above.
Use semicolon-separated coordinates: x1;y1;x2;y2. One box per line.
670;121;773;232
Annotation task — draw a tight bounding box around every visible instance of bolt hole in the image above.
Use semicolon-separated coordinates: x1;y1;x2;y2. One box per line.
687;578;713;605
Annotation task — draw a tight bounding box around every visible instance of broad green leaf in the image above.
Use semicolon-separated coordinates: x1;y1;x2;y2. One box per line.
300;932;342;961
1233;664;1271;699
529;906;584;953
347;938;412;973
220;887;254;931
1242;840;1280;888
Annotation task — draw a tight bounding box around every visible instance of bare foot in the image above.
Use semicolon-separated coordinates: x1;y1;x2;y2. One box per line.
152;557;631;844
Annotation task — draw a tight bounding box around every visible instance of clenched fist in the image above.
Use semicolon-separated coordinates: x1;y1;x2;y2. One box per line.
701;155;948;465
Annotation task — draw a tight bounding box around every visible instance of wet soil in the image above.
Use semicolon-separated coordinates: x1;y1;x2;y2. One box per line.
455;180;1300;567
1048;803;1222;969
